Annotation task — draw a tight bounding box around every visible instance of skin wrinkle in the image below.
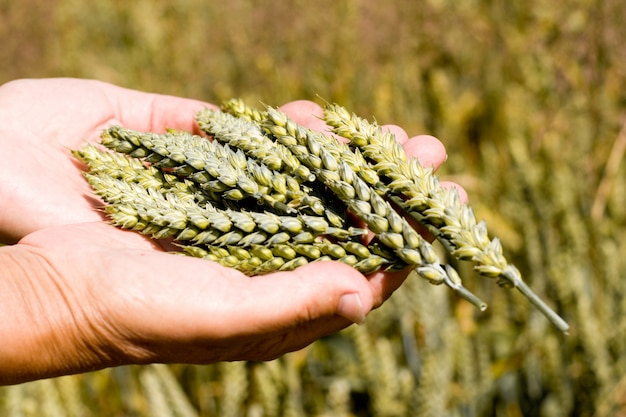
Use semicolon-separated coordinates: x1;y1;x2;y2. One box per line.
1;249;42;321
109;268;329;364
22;241;161;373
45;242;163;369
213;265;345;338
0;246;84;382
94;249;195;366
91;248;243;360
29;247;109;364
237;316;348;362
199;292;355;363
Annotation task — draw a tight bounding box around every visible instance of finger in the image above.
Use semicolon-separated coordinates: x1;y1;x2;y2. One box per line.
212;261;379;361
363;268;412;308
381;124;409;144
279;100;328;133
441;180;469;203
232;261;375;333
101;82;218;134
110;258;377;363
402;135;448;170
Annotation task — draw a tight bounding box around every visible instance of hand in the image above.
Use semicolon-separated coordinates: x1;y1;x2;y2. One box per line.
0;78;216;244
0;79;460;384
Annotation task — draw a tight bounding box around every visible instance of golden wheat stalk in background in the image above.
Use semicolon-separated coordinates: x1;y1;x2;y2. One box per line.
74;100;568;333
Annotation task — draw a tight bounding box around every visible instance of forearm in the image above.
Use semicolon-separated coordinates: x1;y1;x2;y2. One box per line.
0;244;116;385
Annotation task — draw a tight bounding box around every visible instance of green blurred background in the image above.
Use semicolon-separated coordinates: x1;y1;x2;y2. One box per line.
2;0;626;416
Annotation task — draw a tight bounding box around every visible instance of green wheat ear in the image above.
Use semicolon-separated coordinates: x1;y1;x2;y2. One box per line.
74;99;569;333
322;102;569;333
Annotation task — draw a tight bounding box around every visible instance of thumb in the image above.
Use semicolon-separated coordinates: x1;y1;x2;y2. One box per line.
252;261;373;328
124;258;377;362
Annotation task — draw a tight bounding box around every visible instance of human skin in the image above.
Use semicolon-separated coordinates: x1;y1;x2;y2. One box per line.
0;78;465;385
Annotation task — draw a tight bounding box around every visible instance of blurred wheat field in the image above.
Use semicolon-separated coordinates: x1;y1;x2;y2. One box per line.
2;0;626;415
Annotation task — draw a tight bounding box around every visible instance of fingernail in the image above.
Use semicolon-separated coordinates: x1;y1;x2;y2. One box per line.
337;293;367;325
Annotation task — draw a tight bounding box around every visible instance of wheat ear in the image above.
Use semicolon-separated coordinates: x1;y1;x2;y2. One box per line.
323;103;569;333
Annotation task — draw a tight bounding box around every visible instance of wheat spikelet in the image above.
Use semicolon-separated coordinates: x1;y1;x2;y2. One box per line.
113;127;306;213
4;383;29;417
221;98;266;123
325;378;352;417
411;345;454;417
55;376;89;417
102;126;311;215
451;331;478;409
74;144;168;190
151;365;199;417
36;378;66;417
348;325;377;390
370;338;405;416
197;108;349;228
182;239;392;275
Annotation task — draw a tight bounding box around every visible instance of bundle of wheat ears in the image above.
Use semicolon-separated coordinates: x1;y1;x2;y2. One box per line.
73;99;569;333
